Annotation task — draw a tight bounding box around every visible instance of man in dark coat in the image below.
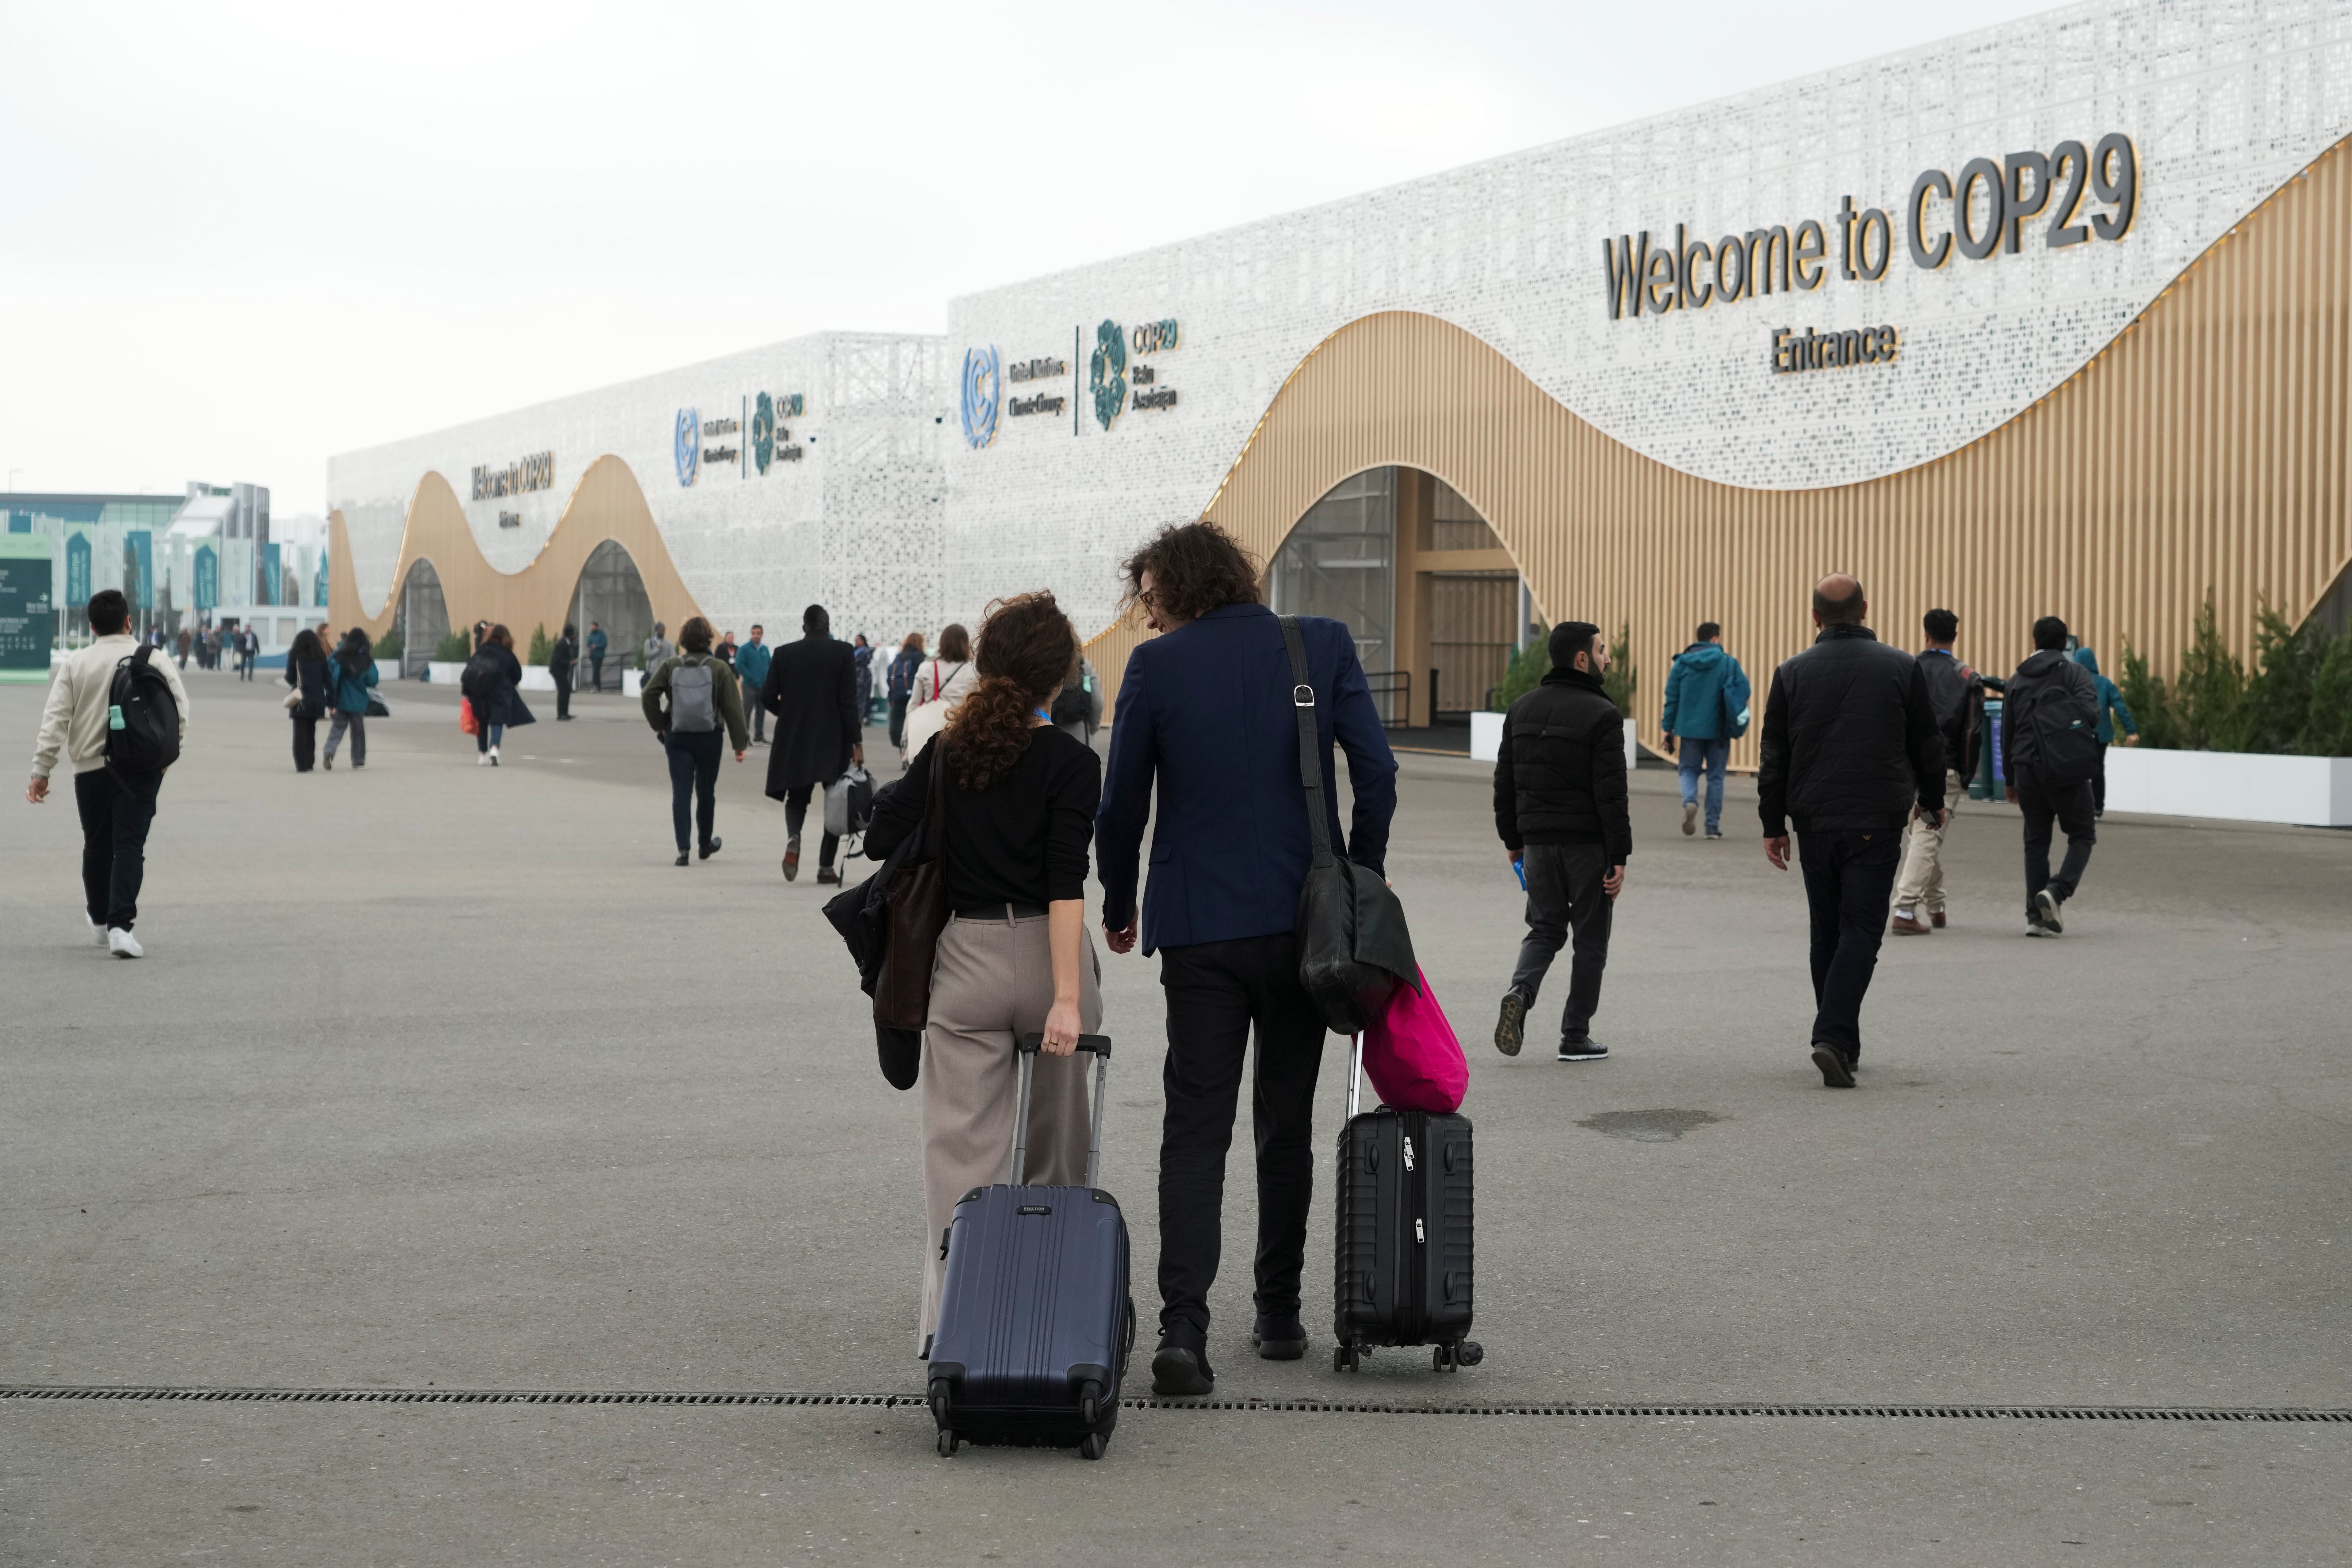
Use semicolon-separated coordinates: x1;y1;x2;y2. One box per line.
760;603;861;883
1757;575;1946;1088
2003;616;2103;936
1492;619;1631;1063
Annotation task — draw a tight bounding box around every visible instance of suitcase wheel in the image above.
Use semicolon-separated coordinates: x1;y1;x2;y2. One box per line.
928;1378;951;1427
936;1428;958;1458
1458;1340;1485;1367
1079;1379;1104;1427
1078;1432;1107;1462
1433;1345;1455;1373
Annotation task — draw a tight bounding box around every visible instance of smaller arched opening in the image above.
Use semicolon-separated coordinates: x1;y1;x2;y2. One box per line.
397;558;448;679
1265;466;1534;735
572;539;655;690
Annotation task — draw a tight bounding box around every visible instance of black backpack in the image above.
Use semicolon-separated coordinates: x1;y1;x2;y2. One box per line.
460;652;497;702
2017;670;2100;788
105;644;181;776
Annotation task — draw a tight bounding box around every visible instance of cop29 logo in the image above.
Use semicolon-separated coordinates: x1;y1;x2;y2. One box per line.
751;393;776;474
960;346;1001;449
674;408;701;488
1089;320;1126;431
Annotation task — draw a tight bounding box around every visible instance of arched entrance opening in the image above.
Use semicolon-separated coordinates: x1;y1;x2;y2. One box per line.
1265;466;1533;733
397;558;448;679
572;539;654;687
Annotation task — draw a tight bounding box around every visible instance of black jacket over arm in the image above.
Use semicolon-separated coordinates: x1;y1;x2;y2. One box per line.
761;632;860;795
1493;665;1632;864
1757;625;1945;837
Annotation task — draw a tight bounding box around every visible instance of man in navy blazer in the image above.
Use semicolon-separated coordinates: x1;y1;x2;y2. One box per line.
1096;520;1398;1396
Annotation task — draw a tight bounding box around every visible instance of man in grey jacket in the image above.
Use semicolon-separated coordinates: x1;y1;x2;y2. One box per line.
2003;616;2103;937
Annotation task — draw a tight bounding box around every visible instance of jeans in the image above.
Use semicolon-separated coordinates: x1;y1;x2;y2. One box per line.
2015;767;2097;912
1508;842;1614;1042
1796;825;1903;1062
74;768;159;931
477;719;504;753
554;666;572;718
1677;738;1730;833
783;782;840;868
747;679;767;744
664;730;722;852
1154;933;1329;1338
590;654;605;691
325;712;366;766
887;697;909;750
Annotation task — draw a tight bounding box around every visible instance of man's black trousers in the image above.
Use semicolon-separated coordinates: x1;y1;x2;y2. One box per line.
665;730;721;854
553;666;572;718
74;768;160;932
782;782;840;868
589;654;605;691
1796;825;1902;1063
1508;841;1613;1044
2014;766;2097;912
1154;933;1328;1339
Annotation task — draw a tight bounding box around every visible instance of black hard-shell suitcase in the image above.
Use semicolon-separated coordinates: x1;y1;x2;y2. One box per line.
1332;1034;1483;1373
926;1034;1134;1459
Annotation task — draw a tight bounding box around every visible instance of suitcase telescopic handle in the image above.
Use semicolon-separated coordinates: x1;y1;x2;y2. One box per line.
1013;1034;1112;1190
1348;1032;1364;1121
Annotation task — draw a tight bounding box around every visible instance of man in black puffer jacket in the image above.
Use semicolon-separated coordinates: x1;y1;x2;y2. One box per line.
2002;616;2103;937
1493;621;1631;1063
1758;576;1947;1088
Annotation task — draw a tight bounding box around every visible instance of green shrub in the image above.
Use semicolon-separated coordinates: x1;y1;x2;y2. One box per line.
1492;625;1549;710
372;628;403;663
434;629;472;662
527;622;551;665
1603;620;1637;720
2120;593;2352;755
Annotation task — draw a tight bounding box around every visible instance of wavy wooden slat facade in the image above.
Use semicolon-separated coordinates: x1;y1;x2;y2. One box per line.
1084;140;2352;767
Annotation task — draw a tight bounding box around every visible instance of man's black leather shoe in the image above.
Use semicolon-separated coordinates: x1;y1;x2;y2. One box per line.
1251;1313;1306;1360
1150;1331;1215;1396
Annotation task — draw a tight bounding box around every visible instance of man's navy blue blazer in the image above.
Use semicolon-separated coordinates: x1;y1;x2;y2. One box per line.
1096;602;1398;955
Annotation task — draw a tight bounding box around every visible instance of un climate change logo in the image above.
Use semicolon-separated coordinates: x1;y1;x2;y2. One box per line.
675;408;701;488
752;392;776;474
1089;320;1126;431
960;346;1001;449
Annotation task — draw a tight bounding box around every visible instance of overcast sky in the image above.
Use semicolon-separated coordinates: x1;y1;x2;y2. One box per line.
0;0;2058;513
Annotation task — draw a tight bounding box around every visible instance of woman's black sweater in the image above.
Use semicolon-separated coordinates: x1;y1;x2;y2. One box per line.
865;728;1101;911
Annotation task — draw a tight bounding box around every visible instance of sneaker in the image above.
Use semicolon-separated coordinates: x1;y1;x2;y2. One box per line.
1891;911;1930;935
1704;829;1723;840
2034;887;2064;935
323;753;334;771
489;746;500;767
1682;801;1699;836
782;835;801;881
1557;1037;1608;1062
1493;991;1528;1057
1251;1313;1306;1361
1930;910;1947;929
698;836;722;861
89;918;108;947
476;753;489;767
107;927;143;960
1811;1042;1855;1088
1150;1330;1216;1397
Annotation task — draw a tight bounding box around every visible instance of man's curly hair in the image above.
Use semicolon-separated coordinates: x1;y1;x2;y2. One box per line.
1119;519;1261;625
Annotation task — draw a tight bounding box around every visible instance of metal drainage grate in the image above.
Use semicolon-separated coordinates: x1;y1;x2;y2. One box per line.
2;1386;2346;1422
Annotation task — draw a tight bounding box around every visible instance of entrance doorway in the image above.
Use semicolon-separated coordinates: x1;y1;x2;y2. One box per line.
397;558;447;679
572;540;654;688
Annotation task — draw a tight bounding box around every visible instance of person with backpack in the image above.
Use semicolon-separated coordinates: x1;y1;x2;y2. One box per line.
2003;617;2103;936
284;627;332;772
885;631;925;753
461;624;534;767
2071;644;2140;817
587;621;609;692
1891;608;1994;935
323;627;379;769
27;588;189;958
641;616;748;866
1050;654;1103;746
1659;620;1750;839
550;622;579;721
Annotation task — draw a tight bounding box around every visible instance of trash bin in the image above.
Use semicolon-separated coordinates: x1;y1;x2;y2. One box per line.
1970;697;2005;800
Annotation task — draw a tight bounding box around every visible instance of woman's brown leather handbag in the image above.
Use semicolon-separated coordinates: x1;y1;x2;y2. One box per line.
873;743;952;1031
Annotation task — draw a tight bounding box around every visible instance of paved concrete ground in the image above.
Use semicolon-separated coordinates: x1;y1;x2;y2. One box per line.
3;668;2347;1565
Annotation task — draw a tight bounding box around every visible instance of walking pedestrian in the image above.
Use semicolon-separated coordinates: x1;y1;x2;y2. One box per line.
736;625;772;746
851;633;875;722
1659;620;1750;839
587;621;608;692
27;589;190;958
2004;617;2103;935
1050;653;1103;745
760;604;861;883
862;591;1105;1352
641;622;672;683
1094;520;1397;1395
285;628;331;772
641;616;748;866
1891;608;1989;935
323;627;378;770
2070;645;2139;817
1492;621;1631;1063
885;632;925;753
716;629;738;673
902;623;977;758
550;622;579;721
237;625;258;681
462;624;534;767
1757;575;1946;1088
175;627;192;669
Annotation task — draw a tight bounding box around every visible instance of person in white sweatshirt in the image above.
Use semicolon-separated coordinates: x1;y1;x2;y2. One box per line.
27;589;190;958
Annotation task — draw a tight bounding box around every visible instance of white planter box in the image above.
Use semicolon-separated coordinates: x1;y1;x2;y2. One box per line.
1468;709;1638;771
2104;747;2352;827
622;669;644;698
518;663;555;691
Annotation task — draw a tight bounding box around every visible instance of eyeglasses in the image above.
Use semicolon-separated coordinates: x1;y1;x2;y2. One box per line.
1138;588;1161;610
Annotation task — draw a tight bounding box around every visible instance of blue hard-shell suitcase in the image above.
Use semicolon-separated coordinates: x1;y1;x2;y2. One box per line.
926;1033;1134;1460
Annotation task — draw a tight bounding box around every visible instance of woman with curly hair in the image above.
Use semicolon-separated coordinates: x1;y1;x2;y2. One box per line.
861;591;1104;1352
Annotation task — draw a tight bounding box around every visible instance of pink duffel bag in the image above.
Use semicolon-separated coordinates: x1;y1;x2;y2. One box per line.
1360;966;1467;1113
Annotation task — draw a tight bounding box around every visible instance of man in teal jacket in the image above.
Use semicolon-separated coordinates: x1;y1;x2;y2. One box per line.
736;625;773;746
2071;645;2139;817
1660;621;1751;839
